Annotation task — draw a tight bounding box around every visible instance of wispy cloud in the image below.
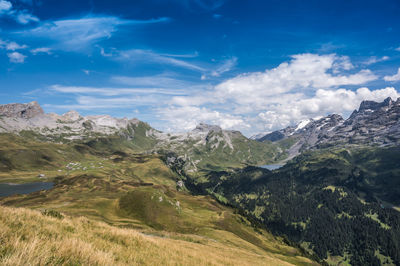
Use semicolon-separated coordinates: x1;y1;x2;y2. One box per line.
0;0;39;24
30;47;51;55
51;85;186;96
213;14;222;19
363;56;389;65
211;57;238;77
176;0;226;11
116;49;206;72
111;74;196;89
0;39;28;50
16;11;39;24
46;83;187;112
44;95;170;111
20;16;170;51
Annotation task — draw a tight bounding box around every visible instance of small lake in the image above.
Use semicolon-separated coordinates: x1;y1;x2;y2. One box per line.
0;182;53;197
260;164;284;170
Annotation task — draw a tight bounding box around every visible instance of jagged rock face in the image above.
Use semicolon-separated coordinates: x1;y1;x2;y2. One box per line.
254;97;400;158
327;97;400;145
0;101;44;119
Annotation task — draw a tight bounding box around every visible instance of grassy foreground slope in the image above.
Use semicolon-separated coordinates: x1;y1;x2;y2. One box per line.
0;205;302;266
0;134;315;265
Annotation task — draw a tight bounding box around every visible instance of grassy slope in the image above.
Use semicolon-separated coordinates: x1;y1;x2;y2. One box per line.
0;134;315;265
0;205;297;266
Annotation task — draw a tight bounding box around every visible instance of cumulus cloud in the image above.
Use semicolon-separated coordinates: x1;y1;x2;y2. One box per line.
157;54;398;135
7;51;26;63
384;68;400;82
213;54;377;108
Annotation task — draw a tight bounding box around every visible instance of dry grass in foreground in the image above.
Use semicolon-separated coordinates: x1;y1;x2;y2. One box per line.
0;205;312;265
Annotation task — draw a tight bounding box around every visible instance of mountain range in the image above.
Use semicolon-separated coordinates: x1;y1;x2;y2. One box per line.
1;97;400;265
253;97;400;160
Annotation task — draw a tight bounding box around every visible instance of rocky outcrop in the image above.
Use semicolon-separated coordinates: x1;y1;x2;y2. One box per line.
0;101;44;119
193;123;223;133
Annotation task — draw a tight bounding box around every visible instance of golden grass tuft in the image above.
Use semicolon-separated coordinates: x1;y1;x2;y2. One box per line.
0;205;312;265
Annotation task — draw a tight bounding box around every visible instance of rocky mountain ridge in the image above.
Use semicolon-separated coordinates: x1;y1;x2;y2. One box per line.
155;122;279;171
0;101;146;140
254;97;400;159
0;102;279;170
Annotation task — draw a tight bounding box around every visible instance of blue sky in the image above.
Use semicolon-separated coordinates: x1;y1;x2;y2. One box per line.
1;0;400;136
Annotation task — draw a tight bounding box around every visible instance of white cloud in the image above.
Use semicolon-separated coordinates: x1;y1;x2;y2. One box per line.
395;47;400;52
0;0;12;13
22;16;170;51
31;47;51;55
7;51;26;63
384;68;400;82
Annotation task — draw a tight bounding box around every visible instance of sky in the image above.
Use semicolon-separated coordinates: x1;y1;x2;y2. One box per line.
0;0;400;136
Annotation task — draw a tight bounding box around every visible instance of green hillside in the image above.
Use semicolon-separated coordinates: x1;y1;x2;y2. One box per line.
187;146;400;265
